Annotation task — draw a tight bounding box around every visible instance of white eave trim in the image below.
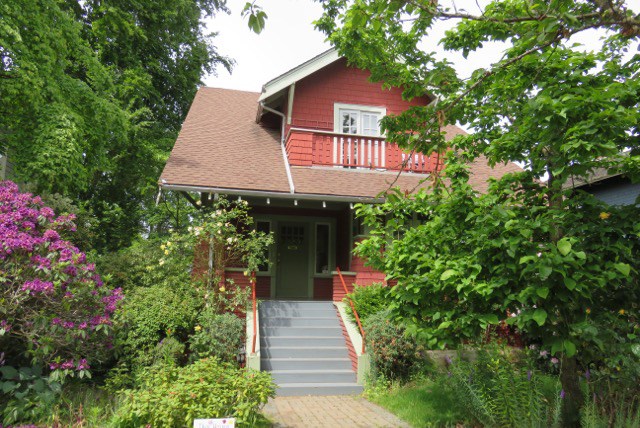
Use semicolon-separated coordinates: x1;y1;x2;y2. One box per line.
258;48;341;102
160;183;384;203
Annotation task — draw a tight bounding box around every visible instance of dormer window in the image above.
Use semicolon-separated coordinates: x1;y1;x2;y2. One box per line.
334;103;386;137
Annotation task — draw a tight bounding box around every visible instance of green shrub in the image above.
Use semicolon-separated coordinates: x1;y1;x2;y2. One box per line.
0;365;61;425
115;358;275;427
152;336;187;367
344;283;389;323
115;284;201;368
364;310;428;381
447;345;562;427
189;310;244;363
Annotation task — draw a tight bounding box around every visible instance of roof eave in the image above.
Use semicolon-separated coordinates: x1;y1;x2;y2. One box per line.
258;48;341;102
159;182;385;203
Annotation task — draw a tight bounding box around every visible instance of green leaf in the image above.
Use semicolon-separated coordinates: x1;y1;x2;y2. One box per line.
536;287;549;299
575;251;586;260
532;309;547;326
564;340;576;357
1;381;17;393
557;238;572;256
0;366;18;379
437;321;452;330
563;277;577;291
539;265;552;280
614;263;631;276
631;344;640;357
440;269;456;281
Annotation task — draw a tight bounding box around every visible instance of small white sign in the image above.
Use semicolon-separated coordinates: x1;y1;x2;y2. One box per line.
193;418;235;428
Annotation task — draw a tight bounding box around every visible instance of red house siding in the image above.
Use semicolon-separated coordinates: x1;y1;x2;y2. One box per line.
336;306;359;371
333;272;356;302
288;58;430;134
313;277;333;300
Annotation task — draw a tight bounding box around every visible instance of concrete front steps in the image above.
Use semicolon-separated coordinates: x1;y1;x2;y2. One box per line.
259;300;363;396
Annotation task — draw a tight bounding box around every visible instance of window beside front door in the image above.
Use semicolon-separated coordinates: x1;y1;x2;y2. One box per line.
315;223;330;274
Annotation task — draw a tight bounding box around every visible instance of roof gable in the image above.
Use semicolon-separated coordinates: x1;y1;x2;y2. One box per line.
259;49;340;102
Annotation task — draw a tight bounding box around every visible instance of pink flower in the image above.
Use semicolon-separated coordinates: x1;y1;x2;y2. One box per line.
22;278;54;294
43;229;60;242
551;357;559;364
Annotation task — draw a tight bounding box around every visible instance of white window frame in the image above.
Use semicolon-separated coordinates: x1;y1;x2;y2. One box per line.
333;103;386;137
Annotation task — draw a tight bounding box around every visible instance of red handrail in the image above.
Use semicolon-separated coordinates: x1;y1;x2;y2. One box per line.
251;272;257;354
336;267;366;354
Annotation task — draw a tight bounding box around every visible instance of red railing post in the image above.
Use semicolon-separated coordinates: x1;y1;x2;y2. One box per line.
336;267;366;354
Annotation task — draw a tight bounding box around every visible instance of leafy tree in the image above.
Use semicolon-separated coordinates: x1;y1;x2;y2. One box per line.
317;0;640;424
0;0;232;252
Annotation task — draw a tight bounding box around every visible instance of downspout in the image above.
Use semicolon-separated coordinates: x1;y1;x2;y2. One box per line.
260;103;295;194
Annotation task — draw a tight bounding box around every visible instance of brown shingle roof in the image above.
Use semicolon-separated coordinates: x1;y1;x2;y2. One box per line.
160;87;521;199
160;87;290;193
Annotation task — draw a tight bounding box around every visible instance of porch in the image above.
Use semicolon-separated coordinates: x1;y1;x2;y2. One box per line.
222;199;382;302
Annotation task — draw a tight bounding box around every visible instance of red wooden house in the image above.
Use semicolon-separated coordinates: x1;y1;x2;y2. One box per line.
159;49;520;395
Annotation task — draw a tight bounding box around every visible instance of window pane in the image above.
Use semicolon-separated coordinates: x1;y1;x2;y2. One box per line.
315;224;330;274
341;110;358;134
362;113;380;136
256;221;270;272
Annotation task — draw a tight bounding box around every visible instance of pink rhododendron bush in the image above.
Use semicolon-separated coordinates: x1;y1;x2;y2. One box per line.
0;181;122;379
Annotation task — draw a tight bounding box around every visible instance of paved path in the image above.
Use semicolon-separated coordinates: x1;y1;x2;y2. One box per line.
262;395;411;427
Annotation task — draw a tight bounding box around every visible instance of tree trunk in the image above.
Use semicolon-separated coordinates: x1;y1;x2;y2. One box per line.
560;355;583;427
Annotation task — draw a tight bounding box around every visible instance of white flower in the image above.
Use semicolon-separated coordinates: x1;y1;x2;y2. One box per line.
217;222;223;227
215;210;222;216
159;259;165;266
188;226;193;232
196;200;202;206
226;237;233;244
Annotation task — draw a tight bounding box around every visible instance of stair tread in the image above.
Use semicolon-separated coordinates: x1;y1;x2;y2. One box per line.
264;346;345;349
262;357;350;361
261;335;343;338
277;382;361;387
261;316;337;319
269;369;354;373
261;326;340;328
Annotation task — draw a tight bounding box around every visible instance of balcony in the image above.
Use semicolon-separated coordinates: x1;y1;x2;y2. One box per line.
285;128;440;174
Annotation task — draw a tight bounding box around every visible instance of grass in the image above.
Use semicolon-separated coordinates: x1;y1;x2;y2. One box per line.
366;377;469;427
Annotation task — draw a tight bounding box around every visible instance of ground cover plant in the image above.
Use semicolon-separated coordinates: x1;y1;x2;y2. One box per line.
366;375;468;427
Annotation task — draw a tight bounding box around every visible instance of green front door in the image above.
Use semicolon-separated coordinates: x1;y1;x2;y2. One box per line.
276;222;310;299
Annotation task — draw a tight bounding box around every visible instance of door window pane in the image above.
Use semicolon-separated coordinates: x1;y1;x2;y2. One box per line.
315;224;330;274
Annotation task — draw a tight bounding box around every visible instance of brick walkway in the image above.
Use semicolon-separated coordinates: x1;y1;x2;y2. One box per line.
262;395;411;427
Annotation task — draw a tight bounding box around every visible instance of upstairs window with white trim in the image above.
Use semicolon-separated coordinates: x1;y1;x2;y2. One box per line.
333;103;387;168
335;103;385;137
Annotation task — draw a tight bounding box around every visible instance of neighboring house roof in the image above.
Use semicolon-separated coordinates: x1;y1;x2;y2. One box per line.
160;87;521;200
